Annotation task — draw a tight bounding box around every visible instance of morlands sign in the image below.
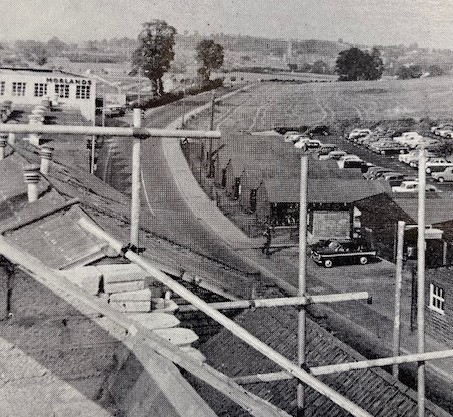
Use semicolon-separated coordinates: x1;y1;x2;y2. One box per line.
46;78;92;85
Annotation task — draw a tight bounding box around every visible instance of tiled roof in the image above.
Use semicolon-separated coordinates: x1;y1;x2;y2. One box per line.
262;176;387;204
197;306;450;417
393;193;453;225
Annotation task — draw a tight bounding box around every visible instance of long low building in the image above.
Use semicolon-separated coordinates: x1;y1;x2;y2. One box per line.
0;67;96;121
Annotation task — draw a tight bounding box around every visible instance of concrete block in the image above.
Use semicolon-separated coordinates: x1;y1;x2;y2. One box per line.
127;312;180;330
62;266;101;296
97;264;149;284
153;328;199;348
109;288;152;313
104;280;145;294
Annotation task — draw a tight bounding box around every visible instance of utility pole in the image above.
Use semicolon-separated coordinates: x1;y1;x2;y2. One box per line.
181;83;186;129
297;153;308;417
208;92;215;177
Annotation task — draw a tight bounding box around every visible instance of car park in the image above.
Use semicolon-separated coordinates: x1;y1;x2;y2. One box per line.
310;239;377;268
392;181;441;193
432;167;453;182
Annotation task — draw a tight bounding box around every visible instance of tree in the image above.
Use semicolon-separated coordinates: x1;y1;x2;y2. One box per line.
396;65;423;79
427;65;443;77
47;37;67;56
15;40;48;65
131;20;177;96
335;47;384;81
196;39;224;83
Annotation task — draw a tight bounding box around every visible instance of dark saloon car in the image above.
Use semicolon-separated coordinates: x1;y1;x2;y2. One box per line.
310;239;377;268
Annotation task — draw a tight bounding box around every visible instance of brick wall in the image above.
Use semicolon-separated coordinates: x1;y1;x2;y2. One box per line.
425;269;453;344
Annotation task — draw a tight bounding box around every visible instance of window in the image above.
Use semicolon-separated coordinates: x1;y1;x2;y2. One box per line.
55;84;69;98
34;83;47;97
76;85;90;99
429;283;445;314
0;81;4;96
12;82;26;96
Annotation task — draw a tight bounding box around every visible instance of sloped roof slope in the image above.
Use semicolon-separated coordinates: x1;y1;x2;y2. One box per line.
197;306;450;417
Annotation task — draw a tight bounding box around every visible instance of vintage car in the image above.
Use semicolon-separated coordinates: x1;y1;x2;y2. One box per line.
310;239;377;268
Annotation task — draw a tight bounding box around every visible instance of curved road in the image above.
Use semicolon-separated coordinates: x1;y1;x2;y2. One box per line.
98;90;258;274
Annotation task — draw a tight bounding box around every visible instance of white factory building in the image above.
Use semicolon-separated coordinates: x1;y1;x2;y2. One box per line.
0;67;96;121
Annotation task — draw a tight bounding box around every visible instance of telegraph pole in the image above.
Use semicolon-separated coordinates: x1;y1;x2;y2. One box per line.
208;92;215;177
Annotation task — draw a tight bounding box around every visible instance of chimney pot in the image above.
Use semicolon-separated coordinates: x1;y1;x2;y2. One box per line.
23;164;40;202
40;146;53;174
0;136;6;161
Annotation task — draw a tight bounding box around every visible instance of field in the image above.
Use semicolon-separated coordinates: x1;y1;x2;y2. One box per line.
205;75;453;132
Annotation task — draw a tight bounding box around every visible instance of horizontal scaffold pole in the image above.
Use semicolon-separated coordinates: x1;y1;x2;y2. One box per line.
178;292;370;312
310;349;453;376
234;349;453;383
78;217;372;417
0;123;221;139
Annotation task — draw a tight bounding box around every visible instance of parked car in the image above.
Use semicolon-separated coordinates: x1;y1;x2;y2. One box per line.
425;160;453;174
294;138;322;149
327;150;347;160
363;166;393;180
284;133;305;143
348;128;372;141
393;132;425;148
307;125;330;136
370;141;409;155
317;144;338;156
311;239;377;268
432;167;453;182
338;154;363;169
382;172;406;187
392;181;441;193
400;151;439;167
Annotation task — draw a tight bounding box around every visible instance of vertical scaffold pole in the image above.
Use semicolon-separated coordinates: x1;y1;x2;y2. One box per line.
131;108;142;248
393;220;405;379
417;148;427;417
297;153;308;416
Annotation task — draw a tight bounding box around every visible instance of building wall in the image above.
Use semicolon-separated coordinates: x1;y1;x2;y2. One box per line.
0;71;96;121
425;269;453;345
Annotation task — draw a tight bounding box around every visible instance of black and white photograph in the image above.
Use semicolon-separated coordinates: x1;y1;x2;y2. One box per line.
1;1;453;416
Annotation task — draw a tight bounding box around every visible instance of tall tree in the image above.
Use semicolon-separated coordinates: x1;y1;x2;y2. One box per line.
335;47;383;81
196;39;224;83
131;20;177;96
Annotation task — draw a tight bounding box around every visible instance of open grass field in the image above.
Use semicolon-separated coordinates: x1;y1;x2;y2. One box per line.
203;75;453;133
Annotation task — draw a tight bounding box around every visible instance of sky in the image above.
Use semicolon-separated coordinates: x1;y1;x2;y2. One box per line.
1;0;453;48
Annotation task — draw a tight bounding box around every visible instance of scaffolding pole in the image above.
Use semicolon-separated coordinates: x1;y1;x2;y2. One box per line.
177;292;370;312
297;154;308;417
393;220;405;379
418;149;427;417
178;292;370;311
78;217;372;417
0;123;221;139
234;349;453;382
130;109;142;247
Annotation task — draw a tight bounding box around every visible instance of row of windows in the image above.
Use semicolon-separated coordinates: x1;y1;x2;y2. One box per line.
0;81;91;99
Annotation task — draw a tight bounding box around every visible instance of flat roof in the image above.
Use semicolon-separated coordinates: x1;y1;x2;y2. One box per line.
0;66;90;79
